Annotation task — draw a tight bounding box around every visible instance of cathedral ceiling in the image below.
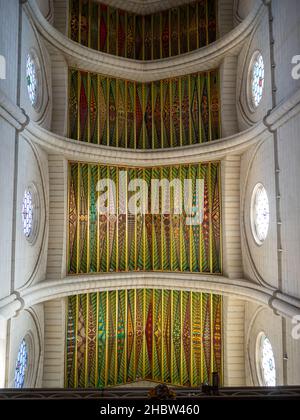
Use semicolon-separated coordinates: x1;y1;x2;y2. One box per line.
92;0;196;15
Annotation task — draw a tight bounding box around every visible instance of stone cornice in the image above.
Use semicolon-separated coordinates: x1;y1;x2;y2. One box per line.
0;293;22;319
24;0;265;82
1;273;300;320
18;85;300;166
1;386;300;399
94;0;193;15
1;77;299;168
264;88;300;132
0;89;29;131
22;120;268;166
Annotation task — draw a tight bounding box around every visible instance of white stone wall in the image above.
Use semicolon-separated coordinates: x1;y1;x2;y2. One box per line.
245;302;284;386
236;7;272;131
221;156;243;279
277;114;300;299
6;304;44;388
46;155;68;280
0;119;16;300
0;3;20;386
223;297;246;386
220;55;239;137
235;0;259;22
240;137;278;288
239;1;300;385
20;12;52;129
42;298;65;387
285;318;300;385
0;0;19;301
0;0;19;100
50;50;68;136
36;0;54;22
218;0;235;37
53;0;68;35
0;0;50;386
272;0;300;105
14;138;49;289
75;0;208;15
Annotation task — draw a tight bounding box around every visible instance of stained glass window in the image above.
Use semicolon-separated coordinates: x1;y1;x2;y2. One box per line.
251;183;269;245
14;339;28;388
259;334;276;386
251;52;264;108
22;189;33;238
26;53;38;107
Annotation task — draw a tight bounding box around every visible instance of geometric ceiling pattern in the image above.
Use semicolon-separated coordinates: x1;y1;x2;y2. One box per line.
65;290;222;388
69;0;217;59
68;69;220;148
68;162;222;275
66;1;222;393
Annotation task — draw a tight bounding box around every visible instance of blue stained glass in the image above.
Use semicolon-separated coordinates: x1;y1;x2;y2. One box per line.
251;53;264;108
14;339;28;388
26;53;38;107
260;335;276;386
252;184;269;244
22;189;33;238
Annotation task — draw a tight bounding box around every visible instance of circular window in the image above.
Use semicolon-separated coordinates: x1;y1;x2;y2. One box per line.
251;183;269;245
21;184;40;243
22;189;33;238
26;52;40;108
257;334;276;387
249;51;265;109
14;339;28;388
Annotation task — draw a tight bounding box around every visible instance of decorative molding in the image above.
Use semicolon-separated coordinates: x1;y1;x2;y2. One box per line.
17;86;300;166
1;386;300;399
233;0;243;25
220;55;239;137
46;155;67;281
223;297;246;386
264;88;300;133
0;293;22;319
45;0;54;24
23;121;268;166
240;139;278;290
0;89;29;131
245;305;266;386
42;299;65;387
17;137;49;290
23;306;44;387
221;156;243;279
24;0;264;82
1;272;300;321
52;0;68;35
218;0;235;37
236;27;266;128
25;23;52;128
91;0;194;15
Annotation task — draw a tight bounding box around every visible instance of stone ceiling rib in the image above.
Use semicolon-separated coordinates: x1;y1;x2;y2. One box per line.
92;0;194;15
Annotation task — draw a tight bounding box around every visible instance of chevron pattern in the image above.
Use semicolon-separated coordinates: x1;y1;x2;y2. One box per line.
68;69;220;148
65;290;222;388
69;0;217;59
68;162;222;275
